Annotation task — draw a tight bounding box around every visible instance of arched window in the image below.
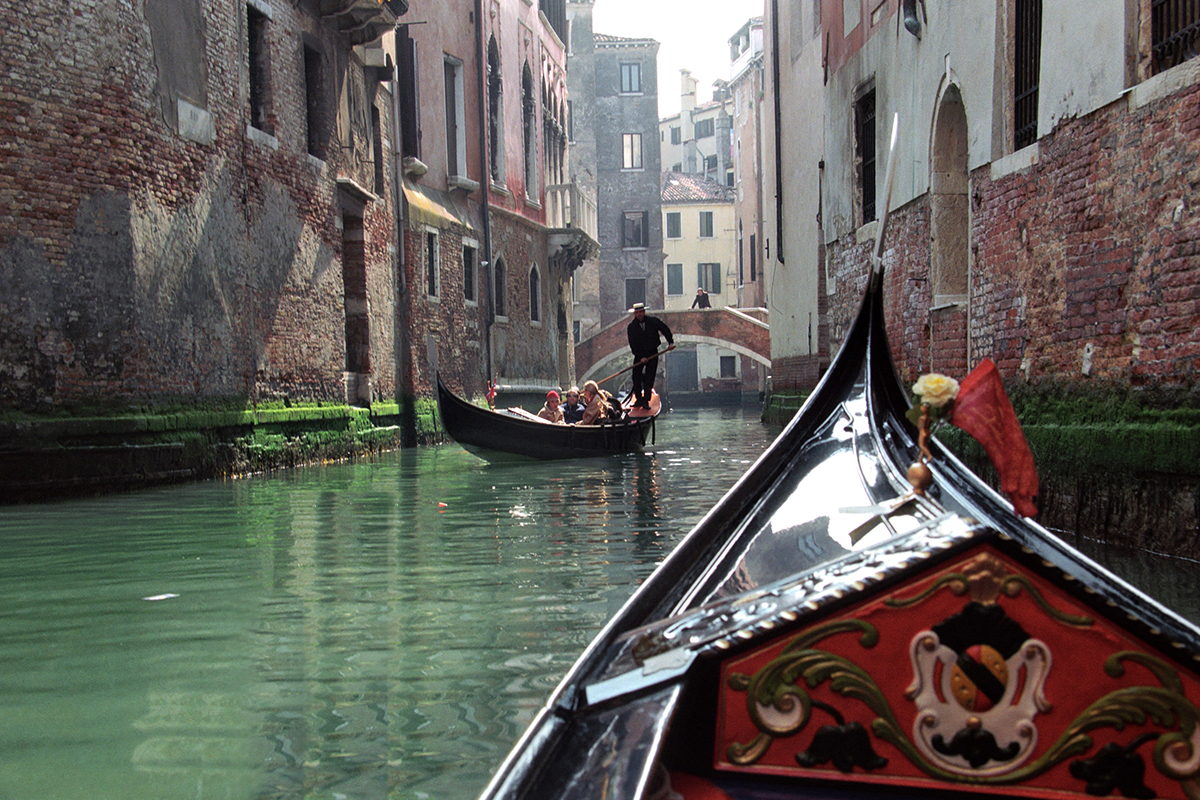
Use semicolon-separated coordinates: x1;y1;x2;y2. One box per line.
522;63;537;199
529;265;541;322
494;257;507;318
488;37;504;184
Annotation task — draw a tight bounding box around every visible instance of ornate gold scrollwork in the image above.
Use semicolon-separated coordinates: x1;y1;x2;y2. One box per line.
724;619;1200;797
883;554;1092;627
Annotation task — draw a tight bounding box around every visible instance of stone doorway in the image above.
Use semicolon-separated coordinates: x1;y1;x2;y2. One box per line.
929;83;969;375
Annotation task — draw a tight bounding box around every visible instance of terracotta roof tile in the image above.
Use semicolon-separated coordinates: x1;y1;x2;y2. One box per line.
661;171;735;203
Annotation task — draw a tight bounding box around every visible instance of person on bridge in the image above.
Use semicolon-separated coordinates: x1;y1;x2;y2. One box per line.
691;288;711;309
626;303;675;409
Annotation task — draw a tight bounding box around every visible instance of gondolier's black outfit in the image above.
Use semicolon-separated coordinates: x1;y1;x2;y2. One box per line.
626;305;674;409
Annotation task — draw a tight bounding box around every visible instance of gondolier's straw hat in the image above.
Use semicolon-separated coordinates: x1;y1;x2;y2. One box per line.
629;302;646;312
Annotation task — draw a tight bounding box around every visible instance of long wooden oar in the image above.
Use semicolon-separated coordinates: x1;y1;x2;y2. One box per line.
594;346;674;386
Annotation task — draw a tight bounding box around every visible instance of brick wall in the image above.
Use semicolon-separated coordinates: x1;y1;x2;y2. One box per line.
820;80;1200;395
0;0;399;412
972;84;1200;390
401;217;489;399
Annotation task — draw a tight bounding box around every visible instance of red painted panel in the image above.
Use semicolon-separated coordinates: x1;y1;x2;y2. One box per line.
715;545;1200;798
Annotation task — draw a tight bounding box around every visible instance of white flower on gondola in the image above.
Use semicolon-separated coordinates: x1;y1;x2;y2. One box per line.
912;373;960;409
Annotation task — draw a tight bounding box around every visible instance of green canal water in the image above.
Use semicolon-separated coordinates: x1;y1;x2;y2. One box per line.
0;406;1194;800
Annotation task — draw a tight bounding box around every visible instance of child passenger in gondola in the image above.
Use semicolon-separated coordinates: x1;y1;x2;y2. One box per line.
538;390;565;423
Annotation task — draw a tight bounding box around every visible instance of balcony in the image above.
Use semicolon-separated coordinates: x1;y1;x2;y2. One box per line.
545;182;597;240
321;0;407;46
546;182;599;272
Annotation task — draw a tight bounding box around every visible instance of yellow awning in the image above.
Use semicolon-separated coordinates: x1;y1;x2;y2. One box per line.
402;181;473;231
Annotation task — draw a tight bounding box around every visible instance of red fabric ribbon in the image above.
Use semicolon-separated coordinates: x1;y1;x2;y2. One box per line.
950;359;1039;517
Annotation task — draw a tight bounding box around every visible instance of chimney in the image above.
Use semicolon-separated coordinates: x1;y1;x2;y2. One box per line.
680;69;697;113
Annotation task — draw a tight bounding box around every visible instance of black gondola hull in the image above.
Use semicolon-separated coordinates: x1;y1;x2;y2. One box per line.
437;376;657;461
477;272;1200;800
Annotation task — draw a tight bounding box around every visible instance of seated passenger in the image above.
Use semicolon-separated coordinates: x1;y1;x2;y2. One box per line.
537;390;564;423
560;387;586;424
601;389;624;421
578;380;611;425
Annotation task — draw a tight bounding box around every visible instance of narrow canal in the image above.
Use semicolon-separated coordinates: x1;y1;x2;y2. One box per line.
0;406;1194;800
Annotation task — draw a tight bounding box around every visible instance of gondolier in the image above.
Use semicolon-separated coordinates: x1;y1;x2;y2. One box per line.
626;303;674;409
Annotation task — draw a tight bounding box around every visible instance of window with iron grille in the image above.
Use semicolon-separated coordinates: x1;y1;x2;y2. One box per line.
1014;0;1041;150
720;355;737;378
855;89;876;224
1152;0;1200;75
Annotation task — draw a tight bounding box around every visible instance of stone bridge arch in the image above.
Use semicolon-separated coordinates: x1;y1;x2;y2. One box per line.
574;307;770;386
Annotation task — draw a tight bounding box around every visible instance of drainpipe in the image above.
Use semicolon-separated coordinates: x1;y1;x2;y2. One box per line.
770;0;785;265
390;37;417;446
476;0;495;385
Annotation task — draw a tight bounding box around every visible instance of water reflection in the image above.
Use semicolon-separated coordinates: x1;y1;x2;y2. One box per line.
0;407;774;800
1;406;1194;800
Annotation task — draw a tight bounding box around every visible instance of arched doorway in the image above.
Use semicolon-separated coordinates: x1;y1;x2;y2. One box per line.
929;83;970;374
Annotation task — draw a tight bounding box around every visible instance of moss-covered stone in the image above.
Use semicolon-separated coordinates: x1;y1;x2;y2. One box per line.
0;399;426;503
761;390;809;426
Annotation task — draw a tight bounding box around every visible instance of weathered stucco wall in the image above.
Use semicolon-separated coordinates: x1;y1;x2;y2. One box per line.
765;0;826;390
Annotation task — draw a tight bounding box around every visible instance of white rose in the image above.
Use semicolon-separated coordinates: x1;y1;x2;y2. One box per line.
912;373;960;408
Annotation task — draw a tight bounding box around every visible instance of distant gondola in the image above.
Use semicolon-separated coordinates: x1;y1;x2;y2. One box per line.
437;374;661;461
477;145;1200;798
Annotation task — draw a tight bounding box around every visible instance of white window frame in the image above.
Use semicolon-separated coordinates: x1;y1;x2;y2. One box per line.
622;132;643;171
444;55;467;179
665;211;682;239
